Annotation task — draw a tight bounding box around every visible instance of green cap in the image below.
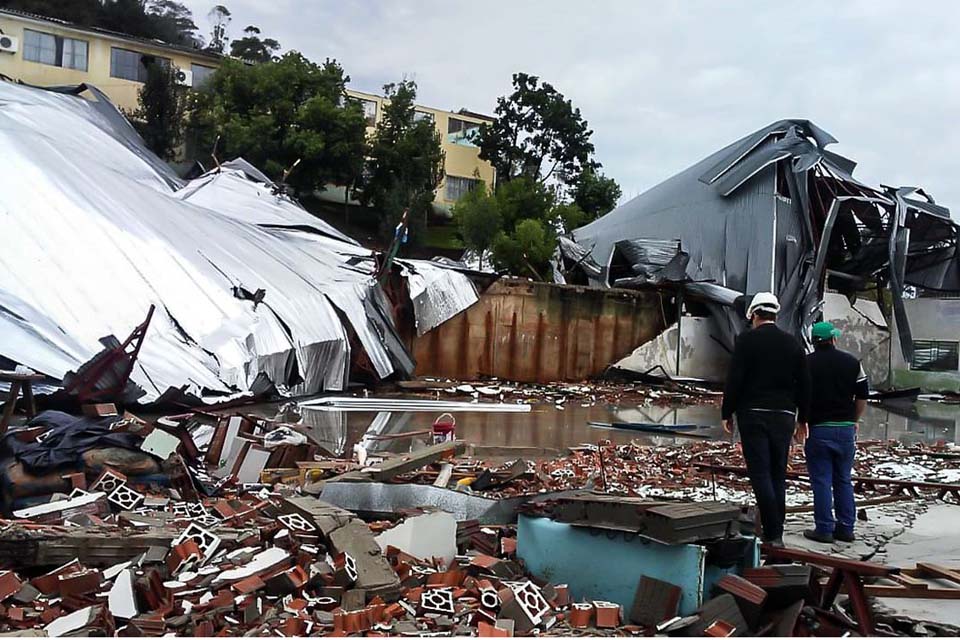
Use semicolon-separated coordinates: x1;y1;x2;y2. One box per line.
811;321;841;341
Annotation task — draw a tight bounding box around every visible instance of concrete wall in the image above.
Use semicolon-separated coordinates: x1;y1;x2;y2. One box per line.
890;297;960;393
612;316;730;382
412;278;666;382
822;292;891;387
0;12;220;112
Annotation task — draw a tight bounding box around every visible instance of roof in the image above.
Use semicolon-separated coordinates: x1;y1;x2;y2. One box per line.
344;88;493;124
0;7;223;62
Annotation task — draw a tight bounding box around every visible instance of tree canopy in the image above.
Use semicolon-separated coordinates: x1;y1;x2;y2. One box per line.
205;4;231;53
570;168;622;223
457;72;622;279
229;25;281;63
476;72;598;190
356;80;445;244
186;53;367;194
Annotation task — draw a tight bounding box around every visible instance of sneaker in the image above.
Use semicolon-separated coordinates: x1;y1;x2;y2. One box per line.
803;528;834;544
765;537;785;548
834;529;855;543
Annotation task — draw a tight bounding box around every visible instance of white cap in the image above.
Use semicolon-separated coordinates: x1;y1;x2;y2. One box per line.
746;292;780;319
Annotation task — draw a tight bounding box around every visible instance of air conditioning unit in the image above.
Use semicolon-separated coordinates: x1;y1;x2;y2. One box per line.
0;35;19;54
175;68;193;87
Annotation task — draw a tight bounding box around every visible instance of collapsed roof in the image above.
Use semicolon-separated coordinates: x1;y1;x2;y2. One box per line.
0;82;478;403
566;119;960;358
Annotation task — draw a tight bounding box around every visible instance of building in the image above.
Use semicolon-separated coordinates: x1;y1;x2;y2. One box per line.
342;89;496;211
0;9;496;211
0;8;221;112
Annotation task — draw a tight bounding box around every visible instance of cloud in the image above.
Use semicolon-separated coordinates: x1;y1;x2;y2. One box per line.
181;0;960;216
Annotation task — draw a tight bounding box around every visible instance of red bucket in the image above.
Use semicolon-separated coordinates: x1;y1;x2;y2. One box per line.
432;412;456;444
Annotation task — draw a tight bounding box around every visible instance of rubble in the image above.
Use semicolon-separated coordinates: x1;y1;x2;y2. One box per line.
0;395;954;636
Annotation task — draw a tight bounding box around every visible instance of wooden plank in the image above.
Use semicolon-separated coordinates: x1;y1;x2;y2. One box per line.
916;563;960;585
762;545;898;577
863;585;960;600
891;573;929;589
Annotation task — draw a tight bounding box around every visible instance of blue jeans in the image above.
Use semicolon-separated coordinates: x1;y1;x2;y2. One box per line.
804;425;856;535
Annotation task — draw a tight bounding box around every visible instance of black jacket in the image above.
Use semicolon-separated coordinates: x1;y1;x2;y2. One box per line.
721;323;811;422
807;344;869;425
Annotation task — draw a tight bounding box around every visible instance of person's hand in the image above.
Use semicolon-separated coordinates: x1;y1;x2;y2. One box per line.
794;421;808;444
722;419;733;436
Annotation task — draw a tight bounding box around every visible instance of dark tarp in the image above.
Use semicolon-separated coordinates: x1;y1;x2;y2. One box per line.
2;410;140;474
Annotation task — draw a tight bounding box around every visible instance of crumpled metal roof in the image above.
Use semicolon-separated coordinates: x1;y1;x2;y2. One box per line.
569;119;960;354
0;81;477;402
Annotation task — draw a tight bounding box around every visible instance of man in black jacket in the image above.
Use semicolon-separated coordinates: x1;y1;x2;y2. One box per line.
798;321;869;544
722;292;810;545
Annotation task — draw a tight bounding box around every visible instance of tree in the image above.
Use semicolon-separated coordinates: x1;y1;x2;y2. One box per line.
452;182;502;269
356;80;445;245
571;168;621;223
131;61;186;160
187;53;367;195
146;0;201;47
491;218;557;280
229;25;281;63
476;72;597;190
206;4;231;54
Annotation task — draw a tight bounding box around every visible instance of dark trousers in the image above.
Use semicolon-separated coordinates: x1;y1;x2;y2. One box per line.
737;410;796;541
805;425;856;535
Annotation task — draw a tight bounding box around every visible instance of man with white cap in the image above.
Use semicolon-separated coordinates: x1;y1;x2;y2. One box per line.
721;292;810;546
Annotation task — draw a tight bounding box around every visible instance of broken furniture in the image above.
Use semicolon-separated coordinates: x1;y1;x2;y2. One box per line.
0;370;44;434
762;544;898;635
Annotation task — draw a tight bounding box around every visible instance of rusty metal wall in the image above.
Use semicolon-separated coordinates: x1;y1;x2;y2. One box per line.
412;279;667;382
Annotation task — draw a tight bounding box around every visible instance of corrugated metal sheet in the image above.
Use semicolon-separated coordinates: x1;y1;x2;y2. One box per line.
0;82;477;402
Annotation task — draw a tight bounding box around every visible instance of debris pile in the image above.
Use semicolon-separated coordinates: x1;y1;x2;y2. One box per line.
396;379;721;407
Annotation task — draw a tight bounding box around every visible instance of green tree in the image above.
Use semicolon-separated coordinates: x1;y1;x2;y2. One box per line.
229;25;280;63
131;61;186;160
491;218;557;280
452;182;502;269
493;176;555;231
187;54;367;195
146;0;200;46
206;4;231;54
571;168;622;223
357;80;445;245
476;72;598;189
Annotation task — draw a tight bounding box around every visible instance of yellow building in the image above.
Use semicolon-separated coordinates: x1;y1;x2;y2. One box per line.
346;89;496;210
0;9;495;209
0;7;221;113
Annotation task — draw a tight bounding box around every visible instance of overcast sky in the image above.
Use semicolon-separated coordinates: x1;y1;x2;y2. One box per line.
183;0;960;215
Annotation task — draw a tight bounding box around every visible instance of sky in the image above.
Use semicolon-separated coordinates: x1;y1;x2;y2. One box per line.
183;0;960;215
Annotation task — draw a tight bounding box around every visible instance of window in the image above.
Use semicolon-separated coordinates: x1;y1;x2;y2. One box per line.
413;110;435;125
358;99;377;125
445;175;479;202
191;63;216;88
911;340;960;372
447;117;481;146
23;29;87;70
110;47;169;82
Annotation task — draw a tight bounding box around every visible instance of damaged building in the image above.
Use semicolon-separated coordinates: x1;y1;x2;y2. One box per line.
0;81;480;405
561;119;960;390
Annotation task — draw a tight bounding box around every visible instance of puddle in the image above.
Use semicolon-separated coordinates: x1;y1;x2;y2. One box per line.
281;397;960;458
